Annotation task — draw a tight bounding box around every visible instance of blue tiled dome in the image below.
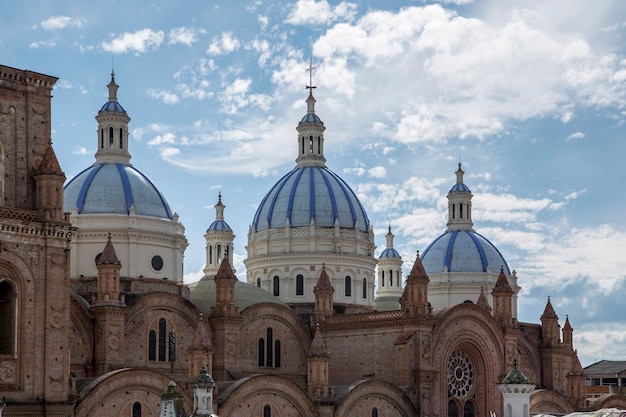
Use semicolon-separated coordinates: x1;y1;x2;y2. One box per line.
379;248;401;259
252;166;370;232
449;183;470;193
421;230;510;274
207;220;232;232
64;163;173;219
300;113;323;123
99;100;126;113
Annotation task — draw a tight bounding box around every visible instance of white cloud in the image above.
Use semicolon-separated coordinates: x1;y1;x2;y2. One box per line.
161;147;181;158
286;0;357;26
566;132;585;141
148;132;177;146
368;166;386;178
147;89;179;104
72;147;90;155
168;27;206;46
30;40;56;49
101;29;164;54
207;32;241;55
41;15;85;30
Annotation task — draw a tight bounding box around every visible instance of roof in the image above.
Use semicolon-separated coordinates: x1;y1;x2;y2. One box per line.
252;166;370;232
188;278;288;313
207;220;232;232
584;360;626;375
421;230;511;275
99;100;126;113
64;163;173;219
379;247;401;259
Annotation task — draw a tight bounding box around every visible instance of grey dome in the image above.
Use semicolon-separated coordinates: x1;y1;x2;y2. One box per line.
189;277;287;313
252;166;370;232
64;163;173;219
421;230;510;275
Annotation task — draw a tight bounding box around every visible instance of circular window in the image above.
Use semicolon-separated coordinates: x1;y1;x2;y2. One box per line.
151;255;164;271
448;349;474;398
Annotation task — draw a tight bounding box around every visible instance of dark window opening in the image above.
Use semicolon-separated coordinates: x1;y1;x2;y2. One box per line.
119;128;123;148
109;127;114;145
100;128;104;149
209;246;213;264
317;136;321;154
256;278;261;288
217;244;222;262
273;276;280;296
0;281;15;354
148;330;156;361
389;270;393;286
448;400;459;417
372;408;379;417
452;204;455;219
168;330;176;362
296;274;304;296
258;328;281;368
151;255;163;271
460;203;463;218
258;339;265;367
158;318;166;362
132;402;142;417
381;271;385;287
362;278;367;299
274;340;281;367
345;276;352;297
266;328;273;367
264;404;271;417
309;136;313;153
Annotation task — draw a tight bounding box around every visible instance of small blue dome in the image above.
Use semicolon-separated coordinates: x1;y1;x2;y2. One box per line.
379;248;401;259
99;100;126;113
64;163;173;219
252;166;370;232
421;230;510;274
207;220;232;232
300;113;323;124
449;183;471;193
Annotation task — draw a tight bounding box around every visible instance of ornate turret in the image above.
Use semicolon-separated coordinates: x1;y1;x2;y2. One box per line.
95;234;123;303
307;326;333;399
203;193;235;277
562;315;573;349
190;365;217;417
34;141;66;222
492;266;513;326
446;162;473;232
188;314;213;382
400;251;430;316
314;265;334;322
295;59;326;169
376;226;404;304
158;380;187;417
476;287;492;311
498;359;535;417
540;297;560;348
94;70;131;165
211;249;239;317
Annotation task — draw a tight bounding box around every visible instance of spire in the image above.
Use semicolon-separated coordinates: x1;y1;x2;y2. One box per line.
296;59;326;168
308;325;329;357
492;265;513;325
95;71;132;165
314;265;334;321
35;141;65;176
215;192;225;221
400;251;430;315
314;264;334;291
476;287;491;311
158;380;187;417
446;162;474;232
541;296;558;319
97;234;121;266
189;314;212;351
492;266;513;294
385;225;394;249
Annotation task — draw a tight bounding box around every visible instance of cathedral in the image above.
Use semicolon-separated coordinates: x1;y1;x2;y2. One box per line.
0;63;601;417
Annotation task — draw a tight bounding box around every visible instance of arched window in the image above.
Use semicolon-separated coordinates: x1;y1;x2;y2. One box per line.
258;338;265;367
397;273;400;287
460;203;463;218
362;278;367;299
148;330;156;361
158;318;167;361
309;135;313;153
344;276;352;297
296;274;304;296
100;128;104;149
301;137;305;154
452;204;456;219
0;281;16;355
217;244;222;262
273;276;280;296
209;246;213;265
132;402;142;417
266;328;273;367
372;408;379;417
263;404;271;417
256;278;261;288
258;328;281;368
448;400;459;417
381;270;385;287
317;136;321;154
109;126;114;145
274;340;281;367
389;270;393;287
119;128;123;148
463;401;476;417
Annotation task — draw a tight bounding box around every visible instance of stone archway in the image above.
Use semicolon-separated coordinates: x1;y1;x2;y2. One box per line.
334;379;417;417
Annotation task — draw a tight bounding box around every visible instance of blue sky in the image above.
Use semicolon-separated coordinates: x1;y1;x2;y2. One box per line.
2;0;626;367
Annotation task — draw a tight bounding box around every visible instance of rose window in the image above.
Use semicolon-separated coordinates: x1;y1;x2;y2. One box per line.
448;350;474;398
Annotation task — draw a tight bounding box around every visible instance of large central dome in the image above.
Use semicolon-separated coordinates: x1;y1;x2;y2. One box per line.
252;166;370;232
245;88;377;309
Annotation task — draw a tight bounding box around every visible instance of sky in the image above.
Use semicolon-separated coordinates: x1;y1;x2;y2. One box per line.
1;0;626;367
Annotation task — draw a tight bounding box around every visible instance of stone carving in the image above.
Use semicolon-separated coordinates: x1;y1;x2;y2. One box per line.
0;363;15;380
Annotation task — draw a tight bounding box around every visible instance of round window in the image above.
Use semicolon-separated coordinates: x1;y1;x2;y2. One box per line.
151;255;164;271
448;349;474;398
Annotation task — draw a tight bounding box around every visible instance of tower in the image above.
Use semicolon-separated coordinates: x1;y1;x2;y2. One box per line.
307;326;333;399
314;265;334;323
498;359;535;417
375;226;404;310
492;266;513;326
400;251;430;316
203;193;235;277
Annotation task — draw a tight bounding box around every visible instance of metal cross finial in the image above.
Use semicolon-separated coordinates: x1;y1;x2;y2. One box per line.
306;58;317;91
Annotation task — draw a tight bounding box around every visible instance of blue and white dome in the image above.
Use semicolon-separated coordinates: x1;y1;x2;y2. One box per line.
207;219;232;232
64;163;173;219
99;100;126;113
379;247;401;259
421;230;510;274
252;166;370;233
